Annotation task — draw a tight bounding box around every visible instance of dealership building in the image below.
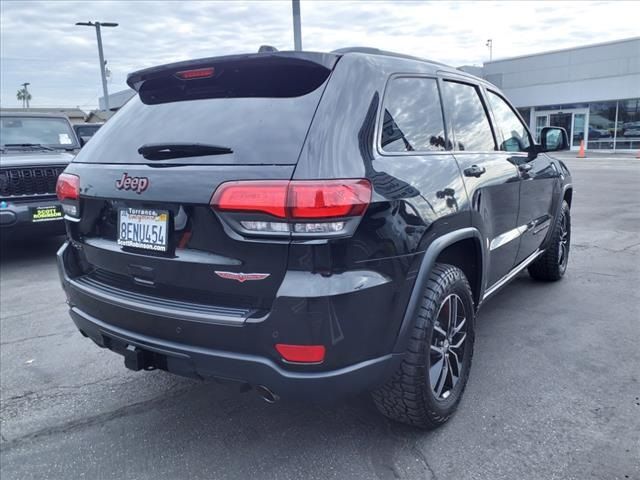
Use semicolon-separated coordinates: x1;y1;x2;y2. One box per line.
463;36;640;152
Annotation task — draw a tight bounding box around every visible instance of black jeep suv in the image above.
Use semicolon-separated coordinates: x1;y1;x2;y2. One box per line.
1;112;80;240
56;49;572;428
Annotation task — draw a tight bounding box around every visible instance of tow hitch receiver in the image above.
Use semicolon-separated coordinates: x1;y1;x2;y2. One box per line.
124;345;156;371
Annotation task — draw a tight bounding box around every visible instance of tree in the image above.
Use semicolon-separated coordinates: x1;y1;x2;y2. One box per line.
16;88;32;108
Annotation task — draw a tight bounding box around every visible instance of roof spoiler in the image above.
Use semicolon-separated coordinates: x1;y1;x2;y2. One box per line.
126;51;340;92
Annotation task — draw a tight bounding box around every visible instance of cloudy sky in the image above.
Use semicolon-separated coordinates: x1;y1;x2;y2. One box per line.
1;0;639;110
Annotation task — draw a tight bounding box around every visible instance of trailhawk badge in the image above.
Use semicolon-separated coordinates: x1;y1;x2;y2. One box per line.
215;271;270;283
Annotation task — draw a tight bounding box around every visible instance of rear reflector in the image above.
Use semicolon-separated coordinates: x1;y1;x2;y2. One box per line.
56;173;80;201
175;67;215;80
275;344;326;363
211;179;371;220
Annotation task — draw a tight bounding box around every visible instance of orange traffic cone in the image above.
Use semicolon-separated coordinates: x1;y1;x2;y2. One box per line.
577;140;586;158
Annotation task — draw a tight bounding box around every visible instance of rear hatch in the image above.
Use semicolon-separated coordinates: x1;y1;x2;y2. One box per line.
63;52;339;315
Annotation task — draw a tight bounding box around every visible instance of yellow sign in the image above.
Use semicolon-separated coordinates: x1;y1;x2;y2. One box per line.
31;206;63;222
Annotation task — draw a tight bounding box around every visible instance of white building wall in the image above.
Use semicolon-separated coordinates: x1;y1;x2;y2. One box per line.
482;37;640;107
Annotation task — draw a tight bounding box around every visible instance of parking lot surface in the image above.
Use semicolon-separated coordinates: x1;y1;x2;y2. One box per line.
1;155;639;480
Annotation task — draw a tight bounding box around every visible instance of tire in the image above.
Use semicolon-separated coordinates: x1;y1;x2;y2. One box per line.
528;200;571;281
372;263;475;429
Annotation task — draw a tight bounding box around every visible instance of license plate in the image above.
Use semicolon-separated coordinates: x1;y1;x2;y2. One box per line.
117;208;169;252
31;205;63;222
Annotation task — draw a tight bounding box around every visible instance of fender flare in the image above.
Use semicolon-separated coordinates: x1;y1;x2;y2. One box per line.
392;227;484;353
541;182;573;248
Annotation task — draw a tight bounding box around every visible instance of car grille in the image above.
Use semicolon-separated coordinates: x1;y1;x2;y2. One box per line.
0;166;66;199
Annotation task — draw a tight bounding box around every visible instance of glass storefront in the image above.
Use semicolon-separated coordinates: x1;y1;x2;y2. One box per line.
587;101;616;150
616;99;640;150
526;98;640;151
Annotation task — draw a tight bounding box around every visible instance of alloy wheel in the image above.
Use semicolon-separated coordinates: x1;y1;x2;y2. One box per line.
558;212;570;267
428;294;468;401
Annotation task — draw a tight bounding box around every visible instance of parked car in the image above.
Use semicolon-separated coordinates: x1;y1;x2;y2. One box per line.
73;122;103;147
0;112;80;240
622;122;640;137
56;48;572;429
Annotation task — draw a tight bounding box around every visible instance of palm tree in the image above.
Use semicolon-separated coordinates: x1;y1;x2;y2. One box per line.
16;88;32;108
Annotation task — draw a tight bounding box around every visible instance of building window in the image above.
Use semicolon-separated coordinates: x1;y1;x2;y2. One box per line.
616;98;640;151
588;101;616;150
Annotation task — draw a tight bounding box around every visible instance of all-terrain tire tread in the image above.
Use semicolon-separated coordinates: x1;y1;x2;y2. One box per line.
528;201;570;281
372;263;474;429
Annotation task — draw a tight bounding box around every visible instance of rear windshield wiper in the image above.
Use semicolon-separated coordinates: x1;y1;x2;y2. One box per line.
138;143;233;160
3;143;55;151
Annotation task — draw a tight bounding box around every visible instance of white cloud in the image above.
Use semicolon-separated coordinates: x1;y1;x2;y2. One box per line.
1;0;638;109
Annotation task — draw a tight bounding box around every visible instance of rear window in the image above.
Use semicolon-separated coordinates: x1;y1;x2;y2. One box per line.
76;92;325;165
76;59;333;165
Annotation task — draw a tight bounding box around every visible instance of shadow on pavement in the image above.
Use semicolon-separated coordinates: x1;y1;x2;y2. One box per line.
0;235;66;266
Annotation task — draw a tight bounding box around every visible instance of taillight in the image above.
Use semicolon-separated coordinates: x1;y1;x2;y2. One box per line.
275;344;326;364
213;181;288;218
56;173;80;216
210;179;372;237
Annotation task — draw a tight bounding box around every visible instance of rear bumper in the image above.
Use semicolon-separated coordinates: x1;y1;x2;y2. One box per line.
69;305;401;401
57;241;406;401
0;198;65;236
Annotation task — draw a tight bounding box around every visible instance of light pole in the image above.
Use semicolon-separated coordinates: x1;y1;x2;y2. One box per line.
486;39;493;61
76;21;118;110
292;0;302;51
21;82;30;108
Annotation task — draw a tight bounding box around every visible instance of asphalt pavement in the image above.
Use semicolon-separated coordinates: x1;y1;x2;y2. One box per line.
1;155;639;480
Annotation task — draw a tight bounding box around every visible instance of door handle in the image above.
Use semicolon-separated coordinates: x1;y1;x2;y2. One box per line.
463;165;486;177
519;163;533;173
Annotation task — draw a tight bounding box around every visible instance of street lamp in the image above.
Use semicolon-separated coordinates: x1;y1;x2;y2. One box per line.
486;39;493;61
292;0;302;51
76;21;118;110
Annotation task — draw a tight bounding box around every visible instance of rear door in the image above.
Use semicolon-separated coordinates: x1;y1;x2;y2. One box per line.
484;89;560;264
441;78;521;287
66;53;338;312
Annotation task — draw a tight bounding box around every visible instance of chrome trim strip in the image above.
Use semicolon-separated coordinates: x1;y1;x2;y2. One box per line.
482;249;544;301
67;277;248;326
533;219;551;235
489;225;528;251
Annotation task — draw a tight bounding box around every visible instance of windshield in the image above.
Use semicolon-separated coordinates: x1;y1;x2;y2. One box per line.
0;116;78;149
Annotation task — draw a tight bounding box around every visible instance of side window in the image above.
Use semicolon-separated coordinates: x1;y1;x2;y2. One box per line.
442;80;495;152
381;77;446;153
487;91;531;152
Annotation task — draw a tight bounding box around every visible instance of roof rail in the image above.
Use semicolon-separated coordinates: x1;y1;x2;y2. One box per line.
331;47;446;66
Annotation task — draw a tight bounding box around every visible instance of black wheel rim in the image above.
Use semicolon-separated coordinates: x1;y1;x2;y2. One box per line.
428;294;467;401
558;212;570;268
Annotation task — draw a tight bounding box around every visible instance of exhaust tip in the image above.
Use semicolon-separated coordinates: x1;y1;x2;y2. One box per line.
255;385;279;404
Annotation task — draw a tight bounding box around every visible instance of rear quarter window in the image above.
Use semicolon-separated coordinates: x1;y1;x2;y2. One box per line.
380;77;446;153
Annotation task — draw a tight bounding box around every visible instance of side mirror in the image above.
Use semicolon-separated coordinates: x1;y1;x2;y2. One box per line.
540;127;569;152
